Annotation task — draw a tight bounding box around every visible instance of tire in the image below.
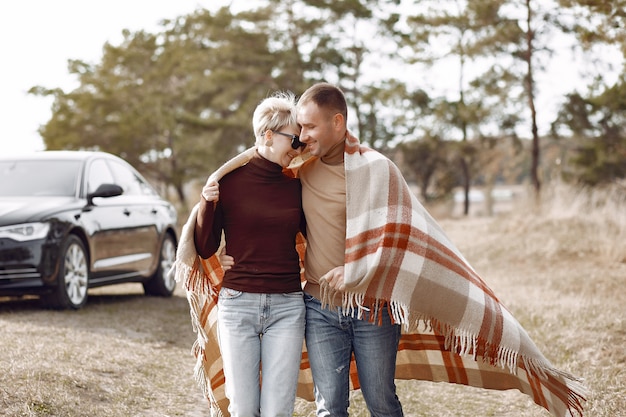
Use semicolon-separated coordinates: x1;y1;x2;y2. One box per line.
143;233;177;297
41;235;89;309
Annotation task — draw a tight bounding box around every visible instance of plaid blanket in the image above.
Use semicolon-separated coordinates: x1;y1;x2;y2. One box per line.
174;139;586;417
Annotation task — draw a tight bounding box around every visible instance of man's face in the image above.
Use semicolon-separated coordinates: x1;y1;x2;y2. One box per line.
297;101;342;157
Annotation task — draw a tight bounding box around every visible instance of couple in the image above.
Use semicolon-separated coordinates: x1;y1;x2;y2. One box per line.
193;83;400;417
175;83;586;417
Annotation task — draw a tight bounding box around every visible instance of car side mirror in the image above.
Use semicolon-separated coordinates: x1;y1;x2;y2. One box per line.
87;183;124;206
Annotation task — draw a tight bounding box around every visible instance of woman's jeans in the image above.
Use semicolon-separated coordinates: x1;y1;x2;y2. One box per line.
218;288;305;417
304;293;404;417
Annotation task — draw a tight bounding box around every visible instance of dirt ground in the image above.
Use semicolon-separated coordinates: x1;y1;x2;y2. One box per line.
1;211;624;416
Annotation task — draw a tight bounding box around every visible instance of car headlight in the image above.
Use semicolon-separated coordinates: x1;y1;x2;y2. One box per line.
0;222;51;241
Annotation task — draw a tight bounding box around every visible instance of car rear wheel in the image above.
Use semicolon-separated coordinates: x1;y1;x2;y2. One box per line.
41;235;89;309
143;233;176;297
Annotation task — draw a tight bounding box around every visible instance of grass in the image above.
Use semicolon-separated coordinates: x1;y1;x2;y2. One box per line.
1;184;624;416
0;290;208;417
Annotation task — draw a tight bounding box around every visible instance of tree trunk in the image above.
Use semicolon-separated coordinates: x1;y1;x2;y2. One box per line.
526;0;541;200
460;156;470;216
174;182;187;214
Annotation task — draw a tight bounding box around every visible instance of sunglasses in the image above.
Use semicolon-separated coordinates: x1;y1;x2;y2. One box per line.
273;131;306;150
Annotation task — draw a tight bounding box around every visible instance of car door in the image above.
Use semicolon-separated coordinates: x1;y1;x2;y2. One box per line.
80;157;133;280
104;158;160;276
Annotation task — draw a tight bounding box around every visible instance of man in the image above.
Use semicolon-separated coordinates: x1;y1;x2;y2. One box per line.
296;82;404;417
293;82;585;417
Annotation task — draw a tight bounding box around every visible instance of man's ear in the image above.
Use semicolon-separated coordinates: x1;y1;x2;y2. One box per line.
332;113;345;131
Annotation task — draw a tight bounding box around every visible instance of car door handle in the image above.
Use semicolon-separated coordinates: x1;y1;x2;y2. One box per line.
123;209;131;216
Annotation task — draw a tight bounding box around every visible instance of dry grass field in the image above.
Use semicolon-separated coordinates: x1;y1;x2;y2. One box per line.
1;185;624;416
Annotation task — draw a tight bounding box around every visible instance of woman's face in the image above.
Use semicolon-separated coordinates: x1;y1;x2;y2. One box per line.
261;124;304;167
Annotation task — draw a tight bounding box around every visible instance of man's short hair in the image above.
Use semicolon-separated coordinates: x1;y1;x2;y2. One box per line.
298;82;348;121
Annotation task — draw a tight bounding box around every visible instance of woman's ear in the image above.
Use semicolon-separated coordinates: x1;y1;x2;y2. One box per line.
264;130;273;146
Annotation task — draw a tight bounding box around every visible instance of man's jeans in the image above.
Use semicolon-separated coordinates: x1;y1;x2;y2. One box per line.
218;288;305;417
304;293;404;417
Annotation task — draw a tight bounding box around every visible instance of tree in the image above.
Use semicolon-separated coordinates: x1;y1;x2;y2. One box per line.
398;132;458;202
31;7;279;208
552;75;626;185
28;0;625;212
292;0;397;147
558;0;626;57
547;1;626;185
355;80;432;153
384;0;523;214
30;1;394;208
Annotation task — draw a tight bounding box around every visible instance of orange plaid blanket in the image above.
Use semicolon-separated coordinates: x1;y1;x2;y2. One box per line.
174;142;586;417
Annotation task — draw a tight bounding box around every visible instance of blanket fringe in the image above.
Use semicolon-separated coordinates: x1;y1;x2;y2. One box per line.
192;352;223;417
186;291;209;344
334;287;585;384
174;256;219;412
333;289;588;416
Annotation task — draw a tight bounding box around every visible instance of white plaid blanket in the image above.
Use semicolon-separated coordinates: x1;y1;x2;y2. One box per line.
174;139;586;417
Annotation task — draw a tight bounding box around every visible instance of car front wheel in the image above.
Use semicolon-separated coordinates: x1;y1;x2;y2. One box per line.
143;233;176;297
41;235;89;309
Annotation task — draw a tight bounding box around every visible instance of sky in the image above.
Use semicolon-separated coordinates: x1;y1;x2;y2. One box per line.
0;0;210;155
0;1;620;156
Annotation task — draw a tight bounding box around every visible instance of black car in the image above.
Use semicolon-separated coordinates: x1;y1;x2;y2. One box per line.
0;151;178;309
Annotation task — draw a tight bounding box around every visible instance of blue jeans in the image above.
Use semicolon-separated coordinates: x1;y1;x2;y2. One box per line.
304;293;403;417
218;288;305;417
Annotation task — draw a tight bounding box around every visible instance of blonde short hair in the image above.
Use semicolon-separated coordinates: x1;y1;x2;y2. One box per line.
252;91;297;145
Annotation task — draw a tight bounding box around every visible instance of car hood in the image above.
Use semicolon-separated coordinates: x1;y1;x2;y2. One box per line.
0;197;83;226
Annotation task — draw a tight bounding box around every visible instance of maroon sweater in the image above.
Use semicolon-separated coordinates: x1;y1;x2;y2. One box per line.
194;152;305;293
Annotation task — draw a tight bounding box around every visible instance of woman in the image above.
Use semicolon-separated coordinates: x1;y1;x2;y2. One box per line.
193;91;307;417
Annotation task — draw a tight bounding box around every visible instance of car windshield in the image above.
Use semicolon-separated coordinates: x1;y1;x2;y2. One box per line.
0;160;82;197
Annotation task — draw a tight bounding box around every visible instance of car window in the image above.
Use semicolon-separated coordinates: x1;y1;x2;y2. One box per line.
107;160;158;197
86;159;115;194
0;160;81;197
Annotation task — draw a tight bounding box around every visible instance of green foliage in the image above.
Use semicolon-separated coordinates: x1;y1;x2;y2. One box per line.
553;76;626;185
382;0;530;212
558;0;626;56
356;81;432;152
27;0;625;207
32;7;278;207
398;134;459;201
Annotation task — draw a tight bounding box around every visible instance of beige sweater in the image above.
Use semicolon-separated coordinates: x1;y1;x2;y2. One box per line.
299;139;346;302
